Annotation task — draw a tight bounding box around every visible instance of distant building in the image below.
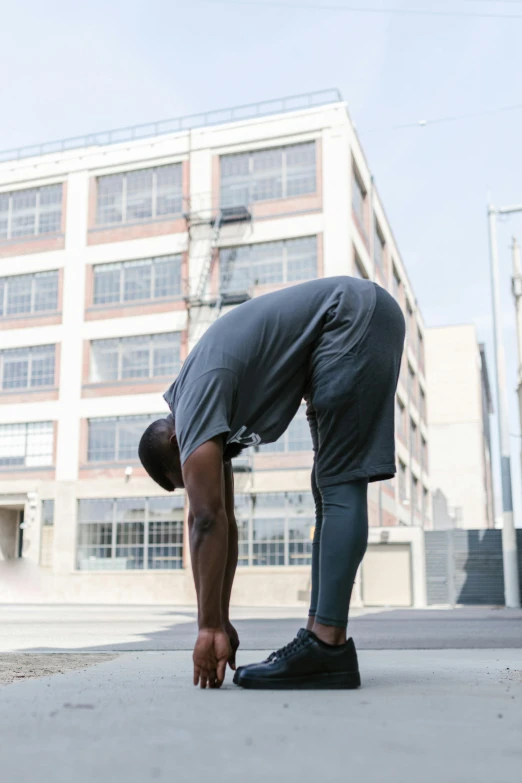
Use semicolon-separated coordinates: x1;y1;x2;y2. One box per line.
0;90;428;606
425;325;494;529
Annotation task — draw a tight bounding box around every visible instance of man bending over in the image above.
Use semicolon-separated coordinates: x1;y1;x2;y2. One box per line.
138;276;405;690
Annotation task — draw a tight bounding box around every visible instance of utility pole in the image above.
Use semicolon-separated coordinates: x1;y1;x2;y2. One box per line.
512;237;522;507
487;205;520;608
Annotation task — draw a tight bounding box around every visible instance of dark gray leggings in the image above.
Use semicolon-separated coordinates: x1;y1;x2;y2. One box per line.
309;469;369;628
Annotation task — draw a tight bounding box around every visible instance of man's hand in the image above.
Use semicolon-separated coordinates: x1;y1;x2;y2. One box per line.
193;628;231;689
224;619;240;671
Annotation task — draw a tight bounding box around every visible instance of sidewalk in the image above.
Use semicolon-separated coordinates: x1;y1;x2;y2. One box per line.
1;648;520;783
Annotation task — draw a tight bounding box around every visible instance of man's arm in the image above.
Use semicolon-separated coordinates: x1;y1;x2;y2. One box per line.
183;437;231;688
222;462;239;665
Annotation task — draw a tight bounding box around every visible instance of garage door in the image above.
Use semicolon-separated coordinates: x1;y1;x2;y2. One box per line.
362;544;412;607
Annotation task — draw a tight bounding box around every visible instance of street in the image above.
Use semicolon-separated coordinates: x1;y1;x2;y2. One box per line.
0;606;520;783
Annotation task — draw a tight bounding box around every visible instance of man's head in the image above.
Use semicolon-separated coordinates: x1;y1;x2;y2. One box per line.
138;414;183;491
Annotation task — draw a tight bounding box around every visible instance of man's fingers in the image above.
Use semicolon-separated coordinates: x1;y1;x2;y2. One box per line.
193;665;200;687
228;649;236;670
200;671;208;689
217;659;227;686
208;671;217;689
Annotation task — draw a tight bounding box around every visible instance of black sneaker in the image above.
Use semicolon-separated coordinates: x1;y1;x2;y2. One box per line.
234;628;361;690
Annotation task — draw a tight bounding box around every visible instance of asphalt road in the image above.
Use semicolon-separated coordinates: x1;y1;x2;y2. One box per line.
1;605;521;653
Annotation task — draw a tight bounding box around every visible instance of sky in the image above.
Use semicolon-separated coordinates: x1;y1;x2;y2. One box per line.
2;0;522;524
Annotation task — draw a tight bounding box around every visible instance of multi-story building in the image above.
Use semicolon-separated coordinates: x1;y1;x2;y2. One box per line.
0;90;429;607
425;324;494;529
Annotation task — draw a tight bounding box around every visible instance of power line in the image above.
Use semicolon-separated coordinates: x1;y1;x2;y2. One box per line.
363;100;522;132
199;0;522;20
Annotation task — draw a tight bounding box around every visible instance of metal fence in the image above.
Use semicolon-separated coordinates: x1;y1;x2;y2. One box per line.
0;89;343;164
425;529;522;605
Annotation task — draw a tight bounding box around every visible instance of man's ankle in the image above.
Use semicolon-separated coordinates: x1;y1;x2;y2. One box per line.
312;621;347;646
306;616;315;631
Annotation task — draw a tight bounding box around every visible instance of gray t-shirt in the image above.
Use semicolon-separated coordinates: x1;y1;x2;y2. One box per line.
164;276;376;465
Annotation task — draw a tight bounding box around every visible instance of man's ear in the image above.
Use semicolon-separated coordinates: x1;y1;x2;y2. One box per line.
168;431;178;449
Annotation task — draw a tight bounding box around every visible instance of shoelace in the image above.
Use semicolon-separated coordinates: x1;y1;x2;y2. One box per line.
271;633;309;661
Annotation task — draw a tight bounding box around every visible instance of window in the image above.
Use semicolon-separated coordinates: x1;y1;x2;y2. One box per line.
0;271;59;318
42;499;54;526
258;406;312;453
353;251;367;279
352;167;366;229
220;237;317;293
410;418;418;461
421;436;428;471
233;492;314;567
96;164;183;226
374;221;385;273
392;265;401;303
418;328;425;372
87;413;162;463
412;476;419;510
90;333;181;383
420;387;427;422
408;364;417;406
0;184;62;241
0;421;54;467
395;397;406;441
77;495;184;571
398;460;407;501
0;345;55;391
93;255;182;306
220;142;316;208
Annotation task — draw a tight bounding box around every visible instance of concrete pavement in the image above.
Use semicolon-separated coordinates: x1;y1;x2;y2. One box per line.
0;648;520;783
1;606;521;783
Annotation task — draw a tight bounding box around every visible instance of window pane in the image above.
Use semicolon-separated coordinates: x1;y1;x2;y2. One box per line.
288;515;314;565
153;255;181;298
38;184;62;235
93;264;122;305
220;153;250;208
121;336;150;379
88;418;117;461
148;519;183;570
0;423;26;465
10;188;37;238
77;500;113;569
2;349;29;389
220;246;251;293
25;422;54;466
34;271;59;312
152;333;180;377
287;410;312;451
6;275;32;315
126;169;153;222
0;193;8;239
78;498;113;523
251;148;283;202
123;260;152;302
117;415;153;461
285;142;316;197
96;174;123;225
251;240;283;285
352;171;365;226
91;339;119;383
252;517;285;566
115;498;145;570
286;236;317;282
156;165;182;217
30;345;55;387
42;499;55;526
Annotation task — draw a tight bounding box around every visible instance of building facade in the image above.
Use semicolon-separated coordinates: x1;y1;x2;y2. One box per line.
425;325;494;529
0;91;429;606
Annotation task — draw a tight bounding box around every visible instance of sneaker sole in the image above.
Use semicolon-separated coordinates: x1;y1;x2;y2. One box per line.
236;671;361;690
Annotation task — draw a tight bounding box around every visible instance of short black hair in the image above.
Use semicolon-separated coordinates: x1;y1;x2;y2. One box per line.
138;418;175;491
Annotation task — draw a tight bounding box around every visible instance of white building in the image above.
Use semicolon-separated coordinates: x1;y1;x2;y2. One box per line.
425;324;494;529
0;90;428;607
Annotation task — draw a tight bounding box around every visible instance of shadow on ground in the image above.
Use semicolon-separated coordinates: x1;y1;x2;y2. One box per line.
18;607;522;653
